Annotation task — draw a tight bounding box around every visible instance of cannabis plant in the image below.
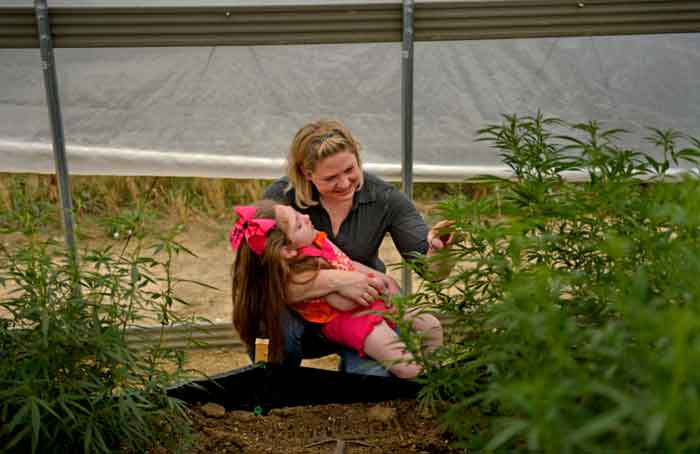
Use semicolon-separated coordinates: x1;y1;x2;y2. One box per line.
410;113;700;453
0;203;202;453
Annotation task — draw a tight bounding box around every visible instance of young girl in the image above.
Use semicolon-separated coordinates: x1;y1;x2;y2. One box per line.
230;199;443;379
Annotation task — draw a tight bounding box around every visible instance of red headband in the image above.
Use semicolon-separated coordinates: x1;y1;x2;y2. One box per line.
229;205;277;256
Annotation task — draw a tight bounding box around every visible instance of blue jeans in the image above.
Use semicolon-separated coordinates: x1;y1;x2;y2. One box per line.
249;307;391;377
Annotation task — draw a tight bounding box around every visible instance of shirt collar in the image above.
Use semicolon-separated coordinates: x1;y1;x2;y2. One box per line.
297;231;336;262
355;172;375;202
351;171;376;210
313;231;327;247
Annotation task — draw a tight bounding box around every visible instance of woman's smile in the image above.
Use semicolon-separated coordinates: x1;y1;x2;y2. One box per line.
334;183;356;197
308;150;363;203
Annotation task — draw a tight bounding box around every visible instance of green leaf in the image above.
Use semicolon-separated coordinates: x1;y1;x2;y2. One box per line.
30;398;40;452
4;424;32;452
84;419;93;453
645;412;666;447
486;418;529;451
6;401;30;434
569;406;632;444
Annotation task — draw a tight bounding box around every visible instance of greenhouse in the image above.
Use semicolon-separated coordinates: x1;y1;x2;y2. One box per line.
1;0;700;452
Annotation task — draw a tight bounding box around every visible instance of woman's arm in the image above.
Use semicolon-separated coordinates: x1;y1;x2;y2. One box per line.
323;238;401;296
425;220;461;281
385;188;430;260
350;260;401;296
287;269;383;305
386;189;459;281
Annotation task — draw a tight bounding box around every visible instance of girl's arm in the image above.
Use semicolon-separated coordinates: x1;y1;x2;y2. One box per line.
287;269;382;306
324;292;362;312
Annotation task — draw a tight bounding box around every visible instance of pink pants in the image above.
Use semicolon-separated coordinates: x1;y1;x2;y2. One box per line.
322;301;395;356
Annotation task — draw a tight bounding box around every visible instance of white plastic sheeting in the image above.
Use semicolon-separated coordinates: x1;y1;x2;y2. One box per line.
1;33;699;181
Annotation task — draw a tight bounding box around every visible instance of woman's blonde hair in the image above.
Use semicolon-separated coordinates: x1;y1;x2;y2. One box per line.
231;199;325;362
286;119;362;209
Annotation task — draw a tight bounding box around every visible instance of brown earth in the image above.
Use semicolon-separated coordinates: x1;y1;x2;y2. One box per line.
177;346;459;453
185;399;459;454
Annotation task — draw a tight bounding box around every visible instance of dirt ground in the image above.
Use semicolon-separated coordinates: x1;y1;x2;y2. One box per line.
185;399;459;454
178;348;459;453
159;218;459;453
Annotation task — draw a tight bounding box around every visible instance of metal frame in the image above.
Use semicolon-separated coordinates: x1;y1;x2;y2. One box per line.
401;0;415;294
34;0;79;265
3;1;699;48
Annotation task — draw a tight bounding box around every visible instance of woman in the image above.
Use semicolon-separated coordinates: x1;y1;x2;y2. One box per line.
263;119;455;373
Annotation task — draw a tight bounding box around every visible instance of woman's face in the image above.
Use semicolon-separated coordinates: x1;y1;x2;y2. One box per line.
307;150;362;203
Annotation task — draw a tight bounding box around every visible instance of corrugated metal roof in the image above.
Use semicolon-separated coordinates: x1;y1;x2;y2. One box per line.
3;1;699;48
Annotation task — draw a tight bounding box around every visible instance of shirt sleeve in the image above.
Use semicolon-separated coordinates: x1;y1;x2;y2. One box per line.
263;178;289;202
385;187;430;260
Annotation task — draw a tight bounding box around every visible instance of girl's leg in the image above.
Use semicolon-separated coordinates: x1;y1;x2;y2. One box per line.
363;321;421;379
404;310;443;353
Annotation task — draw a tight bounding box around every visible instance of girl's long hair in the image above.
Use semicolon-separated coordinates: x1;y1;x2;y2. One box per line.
231;200;322;362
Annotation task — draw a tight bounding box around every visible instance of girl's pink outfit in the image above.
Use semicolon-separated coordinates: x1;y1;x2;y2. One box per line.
293;232;394;355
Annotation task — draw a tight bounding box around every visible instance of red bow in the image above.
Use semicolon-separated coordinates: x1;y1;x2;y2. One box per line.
229;206;276;256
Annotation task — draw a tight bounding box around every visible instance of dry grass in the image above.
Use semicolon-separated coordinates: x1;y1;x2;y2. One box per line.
0;173;487;227
0;178;13;211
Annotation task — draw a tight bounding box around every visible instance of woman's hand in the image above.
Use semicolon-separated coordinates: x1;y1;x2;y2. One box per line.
335;271;383;306
426;220;462;281
287;269;381;305
427;220;458;254
349;259;401;296
367;271;401;296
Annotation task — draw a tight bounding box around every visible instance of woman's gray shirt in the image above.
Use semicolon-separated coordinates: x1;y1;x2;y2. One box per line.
263;172;429;273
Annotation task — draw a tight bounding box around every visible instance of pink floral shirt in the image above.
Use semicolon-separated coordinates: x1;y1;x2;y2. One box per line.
293;232;354;323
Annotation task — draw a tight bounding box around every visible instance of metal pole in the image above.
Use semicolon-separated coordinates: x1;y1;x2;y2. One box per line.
35;0;79;267
401;0;414;296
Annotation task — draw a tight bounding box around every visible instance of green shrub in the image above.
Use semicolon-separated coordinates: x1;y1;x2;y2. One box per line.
409;114;700;453
0;214;203;453
0;176;59;235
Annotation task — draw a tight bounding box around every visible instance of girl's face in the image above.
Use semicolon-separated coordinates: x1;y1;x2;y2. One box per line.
275;205;316;250
306;150;362;204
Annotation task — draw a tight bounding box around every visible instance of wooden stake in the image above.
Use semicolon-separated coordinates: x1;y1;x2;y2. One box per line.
254;338;269;362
